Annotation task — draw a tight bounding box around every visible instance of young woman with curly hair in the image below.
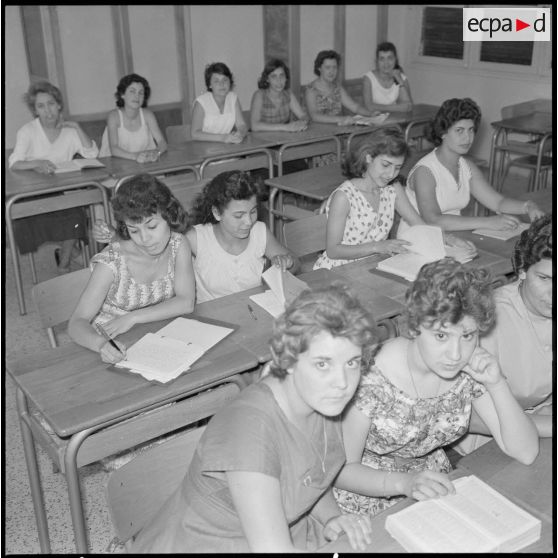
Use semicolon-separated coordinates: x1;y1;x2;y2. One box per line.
398;97;544;236
186;170;298;302
69;173;195;364
132;283;377;552
334;258;539;517
456;215;553;453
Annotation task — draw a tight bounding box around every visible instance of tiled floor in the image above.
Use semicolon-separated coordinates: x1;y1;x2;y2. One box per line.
3;171;537;554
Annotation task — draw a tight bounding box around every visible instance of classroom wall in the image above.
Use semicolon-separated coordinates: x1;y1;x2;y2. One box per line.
300;5;335;85
345;5;378;78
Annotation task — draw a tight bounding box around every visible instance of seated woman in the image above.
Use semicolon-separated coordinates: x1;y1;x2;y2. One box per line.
456;215;552;453
397;98;544;236
305;49;372;126
68;174;195;364
186;170;299;302
191;62;248;144
334;258;538;517
250;58;308;132
99;73;167;163
132;284;376;552
362;41;413;113
313;127;476;270
9;81;98;274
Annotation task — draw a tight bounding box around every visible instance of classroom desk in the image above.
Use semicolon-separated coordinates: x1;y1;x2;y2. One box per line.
7;318;259;553
5;169;111;315
323;438;553;553
488;111;553;192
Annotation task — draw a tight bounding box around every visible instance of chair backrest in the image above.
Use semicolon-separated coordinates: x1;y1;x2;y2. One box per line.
166;124;192;144
31;268;91;348
242;109;251;131
160;175;211;214
106;425;206;544
283;212;327;258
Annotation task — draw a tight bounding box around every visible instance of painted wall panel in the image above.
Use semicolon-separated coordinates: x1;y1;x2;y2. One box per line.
128;6;180;105
190;5;264;111
57;5;118;115
345;5;378;79
300;5;335;85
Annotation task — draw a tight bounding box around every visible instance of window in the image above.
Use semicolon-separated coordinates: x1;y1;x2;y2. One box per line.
20;6;49;81
479;42;534;65
420;6;464;60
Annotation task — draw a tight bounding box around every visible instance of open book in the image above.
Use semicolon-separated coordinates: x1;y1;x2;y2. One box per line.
377;225;474;281
248;266;309;318
54;158;105;173
473;222;530;241
353;113;389;126
385;475;541;553
114;317;234;383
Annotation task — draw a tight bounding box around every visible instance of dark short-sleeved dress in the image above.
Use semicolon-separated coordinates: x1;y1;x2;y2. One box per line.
132;381;347;553
334;364;485;516
260;89;291;124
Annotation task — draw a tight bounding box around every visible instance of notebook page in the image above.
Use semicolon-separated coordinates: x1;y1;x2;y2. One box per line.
262;267;284;305
377;253;431;281
399;225;445;259
157;317;233;352
473;222;530;241
281;270;309;304
249;290;284;318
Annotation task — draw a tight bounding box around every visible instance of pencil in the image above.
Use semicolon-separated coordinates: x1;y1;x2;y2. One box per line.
97;323;125;355
247;304;258;321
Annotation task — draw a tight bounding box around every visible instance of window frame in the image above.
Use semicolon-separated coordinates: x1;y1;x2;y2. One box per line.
408;4;552;82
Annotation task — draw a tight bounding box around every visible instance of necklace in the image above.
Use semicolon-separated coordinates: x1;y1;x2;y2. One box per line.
307;416;328;474
406;342;441;399
519;283;552;353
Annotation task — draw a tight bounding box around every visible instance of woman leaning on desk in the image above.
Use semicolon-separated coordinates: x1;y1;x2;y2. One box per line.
454;215;553;454
191;62;248;144
132;284;377;553
362;41;413;113
334;258;539;518
250;58;309;132
397;97;544;237
8;81;98;274
99;73;167;163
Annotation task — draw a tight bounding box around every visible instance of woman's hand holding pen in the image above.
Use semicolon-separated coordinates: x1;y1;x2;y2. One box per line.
100;339;126;364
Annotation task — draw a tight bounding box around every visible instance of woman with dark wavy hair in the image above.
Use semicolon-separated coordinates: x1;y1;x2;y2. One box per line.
456;215;553;453
69;173;195;364
186;170;298;302
132;283;377;552
99;73;167;162
398;97;543;236
334;258;538;517
250;58;308;132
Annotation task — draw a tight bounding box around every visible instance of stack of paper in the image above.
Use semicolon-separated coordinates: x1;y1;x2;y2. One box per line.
54;159;105;173
353;113;389;126
473;222;530;241
249;267;309;318
377;225;474;282
115;317;234;383
385;475;541;553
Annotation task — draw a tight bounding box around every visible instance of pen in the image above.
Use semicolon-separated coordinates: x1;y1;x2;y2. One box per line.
247;304;258;321
97;323;125;355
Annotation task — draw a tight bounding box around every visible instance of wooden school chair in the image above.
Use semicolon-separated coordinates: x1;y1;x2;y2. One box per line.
106;425;206;549
283;212;327;272
31;267;91;348
166;124;192;144
199;148;274;179
160;175;211;214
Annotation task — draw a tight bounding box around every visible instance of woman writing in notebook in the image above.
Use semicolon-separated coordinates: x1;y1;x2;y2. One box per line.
69;174;195;364
334;258;539;517
99;73;167;163
132;284;376;552
313;127;475;270
362;42;413;114
456;215;552;454
9;81;98;274
186;170;298;302
191;62;248;143
397;97;543;236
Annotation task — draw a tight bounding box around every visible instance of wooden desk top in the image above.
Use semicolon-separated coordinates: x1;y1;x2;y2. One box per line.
6;319;258;438
265;162;344;199
491;111;552;136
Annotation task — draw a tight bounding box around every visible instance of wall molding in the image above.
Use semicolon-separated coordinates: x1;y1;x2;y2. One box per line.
176;5;195;124
111;6;133;78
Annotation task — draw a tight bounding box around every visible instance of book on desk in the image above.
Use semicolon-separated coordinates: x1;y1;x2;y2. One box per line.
53;158;105;173
385;474;541;553
377;225;474;282
472;222;530;241
113;317;234;383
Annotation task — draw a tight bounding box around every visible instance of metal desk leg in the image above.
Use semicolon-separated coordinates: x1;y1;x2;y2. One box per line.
6;202;26;315
64;429;95;553
16;389;51;552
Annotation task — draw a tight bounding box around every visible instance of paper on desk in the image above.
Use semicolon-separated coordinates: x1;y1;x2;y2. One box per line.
157;317;234;352
249;267;309;317
54;159;105;173
377;225;473;281
472;222;530;241
353;113;389;126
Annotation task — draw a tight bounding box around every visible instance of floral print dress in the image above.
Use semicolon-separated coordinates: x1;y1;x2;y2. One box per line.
334;364;485;516
313;180;396;270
